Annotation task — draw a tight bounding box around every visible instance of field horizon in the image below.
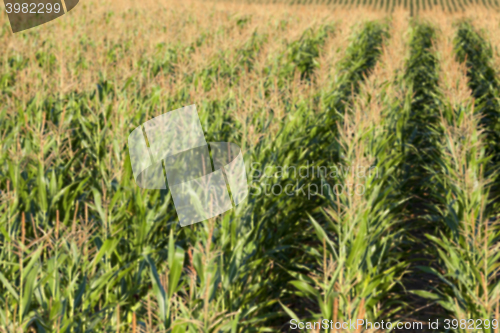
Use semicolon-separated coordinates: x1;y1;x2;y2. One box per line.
1;0;500;332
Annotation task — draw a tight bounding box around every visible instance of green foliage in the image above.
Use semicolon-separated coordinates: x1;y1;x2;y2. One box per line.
414;20;500;332
286;25;333;79
2;6;500;332
323;21;388;115
454;21;500;200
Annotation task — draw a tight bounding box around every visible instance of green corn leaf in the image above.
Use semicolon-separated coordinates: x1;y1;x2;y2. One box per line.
168;229;184;299
0;271;19;301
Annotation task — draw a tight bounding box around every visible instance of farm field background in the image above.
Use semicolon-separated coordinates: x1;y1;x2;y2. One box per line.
1;0;500;332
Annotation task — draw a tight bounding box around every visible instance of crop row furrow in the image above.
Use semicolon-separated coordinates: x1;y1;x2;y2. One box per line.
269;21;389;329
392;22;446;324
285;18;410;329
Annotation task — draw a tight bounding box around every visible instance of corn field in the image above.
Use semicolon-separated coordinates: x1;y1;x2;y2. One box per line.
1;0;500;332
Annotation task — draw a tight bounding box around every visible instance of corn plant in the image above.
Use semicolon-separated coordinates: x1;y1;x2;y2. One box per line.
425;90;500;333
454;21;500;210
415;19;500;333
